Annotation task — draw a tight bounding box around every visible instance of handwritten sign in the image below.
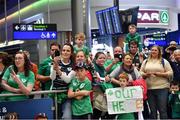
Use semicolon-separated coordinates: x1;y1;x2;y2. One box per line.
106;86;143;114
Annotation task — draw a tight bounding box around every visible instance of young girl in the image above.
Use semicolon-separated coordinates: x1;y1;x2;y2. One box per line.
73;32;89;57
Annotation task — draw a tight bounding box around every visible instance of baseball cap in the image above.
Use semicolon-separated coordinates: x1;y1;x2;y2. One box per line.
74;61;87;70
170;41;177;45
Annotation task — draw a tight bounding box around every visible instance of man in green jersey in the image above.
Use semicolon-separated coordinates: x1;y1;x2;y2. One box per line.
37;42;60;90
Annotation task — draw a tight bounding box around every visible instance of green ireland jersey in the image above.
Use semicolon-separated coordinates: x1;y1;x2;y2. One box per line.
38;56;52;90
1;66;35;101
73;45;90;57
69;77;93;116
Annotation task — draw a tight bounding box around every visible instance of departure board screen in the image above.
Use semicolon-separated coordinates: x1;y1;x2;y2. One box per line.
96;11;106;35
110;6;122;34
102;8;114;34
96;6;122;35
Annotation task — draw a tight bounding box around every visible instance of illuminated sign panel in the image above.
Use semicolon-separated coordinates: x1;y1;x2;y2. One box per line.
143;33;167;46
110;7;122;34
13;24;57;40
137;10;169;25
102;9;114;34
96;6;122;35
96;11;106;35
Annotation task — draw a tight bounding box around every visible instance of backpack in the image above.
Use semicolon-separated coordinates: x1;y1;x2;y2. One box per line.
144;58;165;69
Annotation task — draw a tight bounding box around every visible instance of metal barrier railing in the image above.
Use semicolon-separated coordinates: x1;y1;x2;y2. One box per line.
0;90;67;119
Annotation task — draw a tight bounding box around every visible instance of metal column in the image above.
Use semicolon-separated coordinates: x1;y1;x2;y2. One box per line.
71;0;84;43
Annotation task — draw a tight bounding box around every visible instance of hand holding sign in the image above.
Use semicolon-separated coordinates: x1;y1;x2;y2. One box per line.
106;86;143;114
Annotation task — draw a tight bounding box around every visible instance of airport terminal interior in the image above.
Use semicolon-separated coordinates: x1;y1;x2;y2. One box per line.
0;0;180;119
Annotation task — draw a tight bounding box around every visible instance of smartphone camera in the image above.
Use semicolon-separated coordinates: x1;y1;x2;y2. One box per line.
168;46;176;51
114;54;122;62
54;50;60;57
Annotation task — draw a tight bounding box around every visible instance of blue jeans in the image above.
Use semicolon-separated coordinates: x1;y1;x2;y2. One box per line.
147;88;169;119
58;99;72;119
61;99;72;119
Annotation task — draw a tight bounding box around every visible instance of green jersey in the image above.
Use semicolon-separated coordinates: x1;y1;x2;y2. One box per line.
169;91;180;118
125;32;142;52
104;59;122;74
117;113;135;120
38;56;52;90
69;77;92;116
1;66;35;101
73;45;90;57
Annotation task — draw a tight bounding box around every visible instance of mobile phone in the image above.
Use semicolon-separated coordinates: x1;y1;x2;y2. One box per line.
114;54;122;62
54;50;60;57
168;46;176;51
100;77;105;81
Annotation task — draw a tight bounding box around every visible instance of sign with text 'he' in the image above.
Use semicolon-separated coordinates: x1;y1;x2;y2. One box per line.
106;86;143;114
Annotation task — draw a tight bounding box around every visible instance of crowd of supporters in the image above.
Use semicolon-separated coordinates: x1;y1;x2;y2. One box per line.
0;25;180;119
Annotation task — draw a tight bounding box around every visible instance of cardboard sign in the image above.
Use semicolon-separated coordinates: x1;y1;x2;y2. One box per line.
106;86;143;114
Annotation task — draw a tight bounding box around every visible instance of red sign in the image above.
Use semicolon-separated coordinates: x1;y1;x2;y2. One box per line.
138;10;160;23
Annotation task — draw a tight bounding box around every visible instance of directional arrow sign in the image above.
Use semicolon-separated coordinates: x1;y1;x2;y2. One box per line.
13;24;57;40
51;33;56;38
15;25;20;30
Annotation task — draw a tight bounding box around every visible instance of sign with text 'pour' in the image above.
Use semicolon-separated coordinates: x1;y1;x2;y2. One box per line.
106;86;143;114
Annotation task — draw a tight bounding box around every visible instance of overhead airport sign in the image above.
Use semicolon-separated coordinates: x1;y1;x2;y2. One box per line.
13;24;57;40
137;9;169;25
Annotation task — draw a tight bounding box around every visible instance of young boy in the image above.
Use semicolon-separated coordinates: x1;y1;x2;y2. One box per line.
116;72;135;120
125;24;142;52
68;62;92;119
73;32;90;57
168;81;180;119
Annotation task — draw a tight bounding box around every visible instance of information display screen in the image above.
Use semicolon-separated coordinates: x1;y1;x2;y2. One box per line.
143;33;167;46
13;24;57;40
102;8;114;34
96;6;122;35
96;11;106;35
110;6;122;34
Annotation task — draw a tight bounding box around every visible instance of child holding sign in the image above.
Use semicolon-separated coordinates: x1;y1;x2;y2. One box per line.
116;72;135;120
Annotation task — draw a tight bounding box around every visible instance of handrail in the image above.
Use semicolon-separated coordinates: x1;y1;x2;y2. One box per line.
0;90;67;97
0;90;67;120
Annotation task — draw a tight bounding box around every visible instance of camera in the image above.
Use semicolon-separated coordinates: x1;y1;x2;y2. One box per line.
54;50;60;57
168;46;176;51
114;54;123;62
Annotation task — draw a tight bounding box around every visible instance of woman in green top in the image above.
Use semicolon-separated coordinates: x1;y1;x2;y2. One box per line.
1;51;35;101
93;52;115;119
